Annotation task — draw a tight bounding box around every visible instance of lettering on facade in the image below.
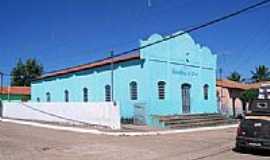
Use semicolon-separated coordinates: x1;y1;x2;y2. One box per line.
172;69;198;77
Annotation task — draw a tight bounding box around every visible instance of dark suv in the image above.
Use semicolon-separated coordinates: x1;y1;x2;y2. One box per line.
236;99;270;150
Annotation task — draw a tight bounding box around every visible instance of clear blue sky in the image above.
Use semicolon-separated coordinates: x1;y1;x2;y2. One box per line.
1;0;270;85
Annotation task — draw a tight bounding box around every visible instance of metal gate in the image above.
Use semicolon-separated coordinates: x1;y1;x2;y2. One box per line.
134;103;146;125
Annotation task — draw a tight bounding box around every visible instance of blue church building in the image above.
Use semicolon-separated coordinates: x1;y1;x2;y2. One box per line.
31;31;217;126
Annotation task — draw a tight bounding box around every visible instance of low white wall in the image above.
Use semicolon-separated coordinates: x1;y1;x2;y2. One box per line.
1;102;121;129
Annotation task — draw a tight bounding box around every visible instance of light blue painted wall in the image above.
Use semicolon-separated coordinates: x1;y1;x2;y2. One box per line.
32;59;147;119
140;31;217;124
31;31;217;126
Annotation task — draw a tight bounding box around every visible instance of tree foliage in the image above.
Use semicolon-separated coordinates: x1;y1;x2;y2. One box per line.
251;65;270;82
239;89;258;104
11;58;43;86
227;71;244;82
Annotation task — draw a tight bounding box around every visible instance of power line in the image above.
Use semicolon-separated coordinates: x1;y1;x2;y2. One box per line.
12;0;263;72
232;17;270;72
38;0;270;77
218;9;270;78
2;0;270;79
113;0;270;57
27;0;196;70
39;0;270;76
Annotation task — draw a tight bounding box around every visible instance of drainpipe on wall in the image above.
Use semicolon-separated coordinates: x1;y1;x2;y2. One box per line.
7;85;10;102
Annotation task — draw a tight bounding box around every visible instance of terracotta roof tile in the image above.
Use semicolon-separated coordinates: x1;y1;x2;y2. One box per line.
216;79;249;90
246;81;270;89
216;79;270;90
0;86;30;95
35;52;140;80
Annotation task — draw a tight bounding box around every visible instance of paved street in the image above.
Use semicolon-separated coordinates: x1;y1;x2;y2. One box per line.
0;122;269;160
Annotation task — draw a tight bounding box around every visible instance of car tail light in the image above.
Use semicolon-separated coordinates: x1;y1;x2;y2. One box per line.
237;126;241;136
237;125;246;136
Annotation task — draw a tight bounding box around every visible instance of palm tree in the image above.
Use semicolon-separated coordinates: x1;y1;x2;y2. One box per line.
227;71;244;82
251;65;270;82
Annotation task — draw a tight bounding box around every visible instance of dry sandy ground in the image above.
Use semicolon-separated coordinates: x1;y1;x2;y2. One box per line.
0;122;269;160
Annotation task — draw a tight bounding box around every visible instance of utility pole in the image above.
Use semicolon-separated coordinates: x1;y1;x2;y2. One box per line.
219;68;223;80
0;72;3;117
8;84;10;102
110;51;114;103
0;72;3;97
219;67;224;115
147;0;152;7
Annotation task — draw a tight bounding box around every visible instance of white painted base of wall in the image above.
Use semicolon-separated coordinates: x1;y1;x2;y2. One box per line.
2;102;121;129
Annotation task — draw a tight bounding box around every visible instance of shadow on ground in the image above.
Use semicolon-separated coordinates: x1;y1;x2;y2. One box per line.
233;147;270;157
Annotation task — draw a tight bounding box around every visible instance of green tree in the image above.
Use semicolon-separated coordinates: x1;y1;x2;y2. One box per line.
251;65;270;82
11;58;43;86
227;71;244;82
240;89;259;111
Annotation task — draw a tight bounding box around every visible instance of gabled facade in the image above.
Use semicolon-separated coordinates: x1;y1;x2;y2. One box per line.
31;31;217;126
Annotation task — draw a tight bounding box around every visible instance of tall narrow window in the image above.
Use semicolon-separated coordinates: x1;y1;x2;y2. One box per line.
46;92;51;102
105;85;111;102
64;90;69;102
204;84;209;100
37;97;40;102
130;81;138;100
158;81;166;100
83;87;88;102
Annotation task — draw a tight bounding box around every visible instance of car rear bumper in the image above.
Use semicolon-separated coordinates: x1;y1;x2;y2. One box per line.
236;136;270;150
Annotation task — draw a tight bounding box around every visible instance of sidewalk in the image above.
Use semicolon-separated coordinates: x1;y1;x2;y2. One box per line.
0;117;238;136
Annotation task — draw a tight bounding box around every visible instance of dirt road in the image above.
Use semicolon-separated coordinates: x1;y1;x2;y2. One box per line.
0;122;269;160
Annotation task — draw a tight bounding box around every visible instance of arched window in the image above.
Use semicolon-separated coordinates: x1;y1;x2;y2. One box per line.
64;90;69;102
83;87;88;102
105;85;111;102
158;81;166;100
130;81;138;100
37;97;40;102
46;92;51;102
204;84;209;100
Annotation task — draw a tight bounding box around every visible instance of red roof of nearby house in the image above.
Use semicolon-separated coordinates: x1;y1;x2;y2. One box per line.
0;86;30;95
216;79;249;90
246;81;270;89
35;52;140;80
216;79;270;90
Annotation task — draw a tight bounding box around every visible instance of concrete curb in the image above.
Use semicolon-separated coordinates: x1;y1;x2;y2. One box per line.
0;118;238;136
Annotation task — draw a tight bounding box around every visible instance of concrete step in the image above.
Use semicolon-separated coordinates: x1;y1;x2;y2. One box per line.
156;113;236;129
168;119;236;129
164;117;227;125
159;113;223;121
